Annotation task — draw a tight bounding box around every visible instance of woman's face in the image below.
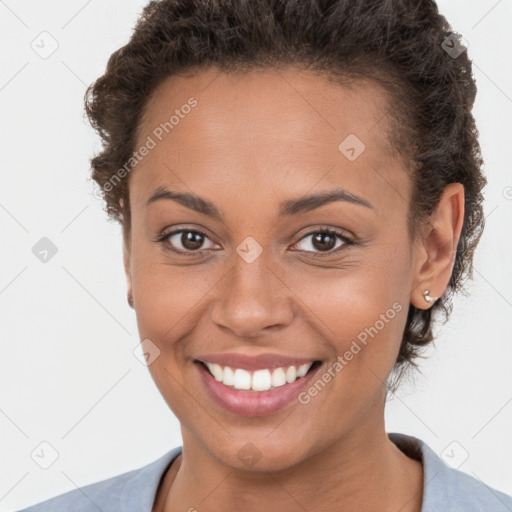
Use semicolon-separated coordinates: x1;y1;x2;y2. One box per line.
125;67;424;470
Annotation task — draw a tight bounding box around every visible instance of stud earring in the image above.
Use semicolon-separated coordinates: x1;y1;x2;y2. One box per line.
423;289;438;304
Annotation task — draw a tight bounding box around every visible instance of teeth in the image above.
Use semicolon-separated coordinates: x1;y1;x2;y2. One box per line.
285;366;297;383
211;363;223;382
223;366;234;386
204;361;314;391
233;369;251;390
271;367;287;388
252;369;272;391
297;363;310;377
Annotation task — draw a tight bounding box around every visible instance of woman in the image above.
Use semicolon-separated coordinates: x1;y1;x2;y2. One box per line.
17;0;512;510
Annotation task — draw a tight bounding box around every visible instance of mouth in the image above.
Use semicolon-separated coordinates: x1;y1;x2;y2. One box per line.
198;360;321;391
194;358;322;416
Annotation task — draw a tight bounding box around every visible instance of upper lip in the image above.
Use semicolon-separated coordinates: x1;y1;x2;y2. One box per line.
196;353;319;371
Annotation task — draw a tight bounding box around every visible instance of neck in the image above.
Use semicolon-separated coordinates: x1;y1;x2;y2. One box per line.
159;393;423;512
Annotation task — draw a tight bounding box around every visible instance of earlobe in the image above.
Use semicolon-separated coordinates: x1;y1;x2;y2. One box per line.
123;242;134;309
411;183;465;310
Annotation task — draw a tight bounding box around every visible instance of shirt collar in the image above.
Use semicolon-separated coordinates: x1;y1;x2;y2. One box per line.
120;434;512;512
388;431;512;511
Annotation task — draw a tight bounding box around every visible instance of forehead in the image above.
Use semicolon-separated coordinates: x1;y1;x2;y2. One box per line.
137;66;395;152
130;67;410;215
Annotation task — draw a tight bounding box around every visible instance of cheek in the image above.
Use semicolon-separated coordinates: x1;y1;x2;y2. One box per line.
289;254;407;333
129;259;215;413
286;247;410;373
134;267;197;321
130;250;224;355
291;260;409;429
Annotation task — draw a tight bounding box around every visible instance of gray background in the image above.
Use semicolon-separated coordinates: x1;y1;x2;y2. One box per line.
1;0;511;509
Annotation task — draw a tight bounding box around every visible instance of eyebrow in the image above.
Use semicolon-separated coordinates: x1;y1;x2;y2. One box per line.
146;185;374;219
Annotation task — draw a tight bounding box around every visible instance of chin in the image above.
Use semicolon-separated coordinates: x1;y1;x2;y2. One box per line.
217;444;310;473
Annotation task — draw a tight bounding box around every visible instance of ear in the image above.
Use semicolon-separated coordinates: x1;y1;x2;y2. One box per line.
123;228;134;309
410;183;465;310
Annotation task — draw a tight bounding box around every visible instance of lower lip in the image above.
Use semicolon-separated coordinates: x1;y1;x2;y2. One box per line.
196;361;321;416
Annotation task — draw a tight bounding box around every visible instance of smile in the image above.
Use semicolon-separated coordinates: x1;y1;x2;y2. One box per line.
202;361;314;391
195;356;322;416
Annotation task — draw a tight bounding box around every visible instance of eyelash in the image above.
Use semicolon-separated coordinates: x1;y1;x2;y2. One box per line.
154;227;356;258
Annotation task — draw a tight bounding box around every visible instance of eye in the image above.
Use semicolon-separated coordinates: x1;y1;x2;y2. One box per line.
156;228;219;255
155;227;355;258
291;229;355;257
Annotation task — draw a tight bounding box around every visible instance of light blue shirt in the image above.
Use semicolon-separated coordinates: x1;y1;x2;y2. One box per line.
16;433;512;511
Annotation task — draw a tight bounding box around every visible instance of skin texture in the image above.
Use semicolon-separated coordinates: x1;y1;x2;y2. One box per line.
123;67;464;512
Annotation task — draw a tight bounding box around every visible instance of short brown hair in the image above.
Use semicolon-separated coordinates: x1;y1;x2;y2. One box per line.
84;0;486;390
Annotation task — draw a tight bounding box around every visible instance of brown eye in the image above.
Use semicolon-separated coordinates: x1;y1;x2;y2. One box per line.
293;229;354;257
158;229;219;254
179;231;205;250
311;232;337;251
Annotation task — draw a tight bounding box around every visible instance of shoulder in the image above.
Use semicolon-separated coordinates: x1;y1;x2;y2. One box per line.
388;432;512;512
15;447;182;512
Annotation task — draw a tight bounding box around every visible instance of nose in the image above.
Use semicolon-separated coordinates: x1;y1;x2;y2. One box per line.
209;252;294;339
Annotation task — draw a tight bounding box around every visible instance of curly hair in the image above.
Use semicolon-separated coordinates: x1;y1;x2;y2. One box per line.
84;0;486;390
